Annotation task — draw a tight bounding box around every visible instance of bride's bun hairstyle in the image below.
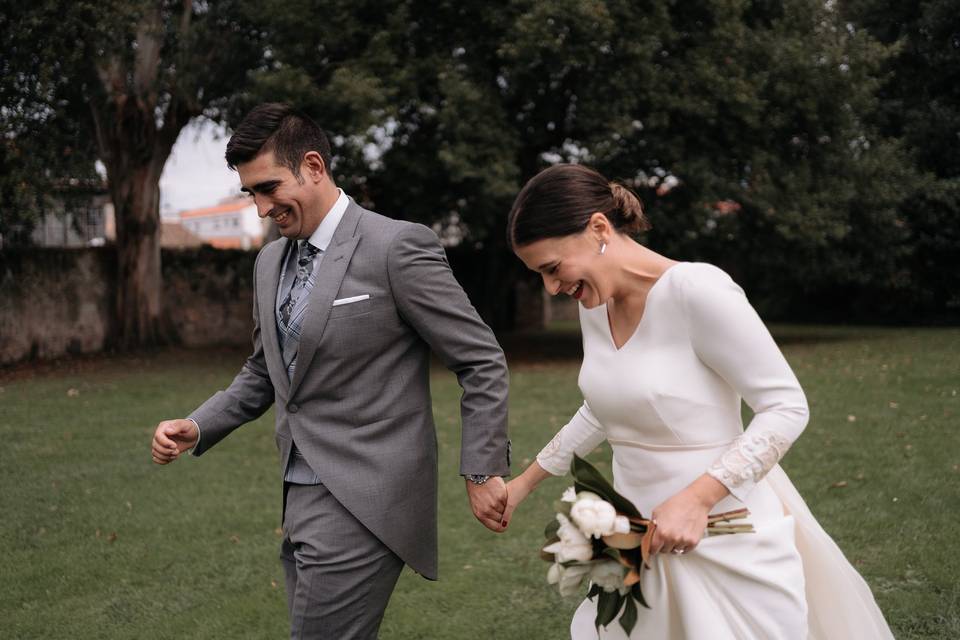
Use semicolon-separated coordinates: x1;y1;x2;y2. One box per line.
507;164;650;249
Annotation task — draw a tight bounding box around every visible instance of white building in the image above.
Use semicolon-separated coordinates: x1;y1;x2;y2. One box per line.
179;197;269;250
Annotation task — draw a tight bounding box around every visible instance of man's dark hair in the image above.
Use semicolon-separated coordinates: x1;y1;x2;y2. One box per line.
225;103;333;181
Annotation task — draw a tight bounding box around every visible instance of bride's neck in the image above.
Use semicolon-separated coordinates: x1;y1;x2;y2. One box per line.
609;242;676;307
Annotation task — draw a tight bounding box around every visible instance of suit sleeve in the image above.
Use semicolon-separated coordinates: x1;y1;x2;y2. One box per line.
188;250;276;455
679;265;809;502
386;224;510;477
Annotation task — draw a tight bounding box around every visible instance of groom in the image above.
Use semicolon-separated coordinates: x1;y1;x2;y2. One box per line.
150;103;511;639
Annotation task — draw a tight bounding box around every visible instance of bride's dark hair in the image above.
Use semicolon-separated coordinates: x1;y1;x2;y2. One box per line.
507;164;650;249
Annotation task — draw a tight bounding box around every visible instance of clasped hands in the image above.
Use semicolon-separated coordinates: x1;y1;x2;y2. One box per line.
465;476;510;533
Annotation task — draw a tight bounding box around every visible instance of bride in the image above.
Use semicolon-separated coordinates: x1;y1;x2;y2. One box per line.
501;164;894;639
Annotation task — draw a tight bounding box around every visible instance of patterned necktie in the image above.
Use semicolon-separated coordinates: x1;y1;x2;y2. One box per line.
280;241;320;327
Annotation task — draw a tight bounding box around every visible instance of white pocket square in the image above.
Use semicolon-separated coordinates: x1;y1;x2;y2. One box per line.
332;294;370;307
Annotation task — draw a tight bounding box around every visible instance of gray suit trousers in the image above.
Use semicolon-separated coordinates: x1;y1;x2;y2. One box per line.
281;482;404;640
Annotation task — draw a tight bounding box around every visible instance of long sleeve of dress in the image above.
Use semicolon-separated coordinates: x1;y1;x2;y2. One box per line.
678;265;809;502
536;401;607;476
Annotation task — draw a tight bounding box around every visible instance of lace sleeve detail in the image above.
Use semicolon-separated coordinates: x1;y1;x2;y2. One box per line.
536;403;606;476
707;431;792;501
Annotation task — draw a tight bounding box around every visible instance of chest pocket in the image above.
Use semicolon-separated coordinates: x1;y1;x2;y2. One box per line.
327;295;375;320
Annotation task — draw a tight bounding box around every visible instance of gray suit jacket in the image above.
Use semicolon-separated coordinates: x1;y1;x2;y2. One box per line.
188;201;510;579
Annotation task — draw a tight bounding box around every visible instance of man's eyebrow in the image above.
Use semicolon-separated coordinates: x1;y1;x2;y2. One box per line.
240;179;282;195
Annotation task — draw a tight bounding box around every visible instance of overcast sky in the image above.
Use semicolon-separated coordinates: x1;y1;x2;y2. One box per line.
159;119;241;217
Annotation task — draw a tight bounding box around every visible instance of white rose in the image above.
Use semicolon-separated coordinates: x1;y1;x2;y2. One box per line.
543;513;594;563
561;486;578;503
589;559;628;594
614;515;631;534
570;493;619;538
547;560;591;597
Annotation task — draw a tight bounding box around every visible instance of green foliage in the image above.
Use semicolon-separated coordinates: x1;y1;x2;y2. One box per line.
248;0;946;325
838;0;960;319
3;0;957;322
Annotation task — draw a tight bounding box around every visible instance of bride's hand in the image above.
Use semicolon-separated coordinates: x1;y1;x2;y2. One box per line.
501;478;531;529
649;475;728;556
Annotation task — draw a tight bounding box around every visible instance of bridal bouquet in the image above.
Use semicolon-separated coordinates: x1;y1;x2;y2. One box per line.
541;455;754;636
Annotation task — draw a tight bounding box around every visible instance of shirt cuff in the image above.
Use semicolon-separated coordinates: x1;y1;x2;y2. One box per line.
187;418;201;456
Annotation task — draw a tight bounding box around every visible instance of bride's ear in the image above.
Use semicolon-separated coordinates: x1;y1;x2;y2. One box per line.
587;212;613;245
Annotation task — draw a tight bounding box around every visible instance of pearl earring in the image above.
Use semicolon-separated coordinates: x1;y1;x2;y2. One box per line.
599;243;607;255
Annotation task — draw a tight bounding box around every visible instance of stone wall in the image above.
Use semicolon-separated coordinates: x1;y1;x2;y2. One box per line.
0;247;257;366
0;249;114;364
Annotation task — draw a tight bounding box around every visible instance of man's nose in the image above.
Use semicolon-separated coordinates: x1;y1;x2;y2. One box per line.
254;195;272;218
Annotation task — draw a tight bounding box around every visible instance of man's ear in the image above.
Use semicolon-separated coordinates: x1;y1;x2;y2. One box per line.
302;151;327;183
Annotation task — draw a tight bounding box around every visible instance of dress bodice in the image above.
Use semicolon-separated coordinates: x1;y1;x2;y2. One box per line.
537;262;809;504
577;264;744;448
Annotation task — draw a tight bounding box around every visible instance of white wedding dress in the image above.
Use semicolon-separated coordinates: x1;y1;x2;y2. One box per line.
537;262;894;640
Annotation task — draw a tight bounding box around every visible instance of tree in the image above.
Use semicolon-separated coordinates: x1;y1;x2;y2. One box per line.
1;1;265;347
840;0;960;319
255;0;918;326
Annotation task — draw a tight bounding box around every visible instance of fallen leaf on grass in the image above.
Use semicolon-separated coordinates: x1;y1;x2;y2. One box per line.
271;580;278;589
108;532;117;543
230;535;240;544
888;402;899;409
67;388;80;397
830;481;848;489
847;415;857;423
274;528;283;537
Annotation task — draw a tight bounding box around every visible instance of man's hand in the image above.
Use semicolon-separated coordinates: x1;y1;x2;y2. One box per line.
465;476;508;532
151;419;199;465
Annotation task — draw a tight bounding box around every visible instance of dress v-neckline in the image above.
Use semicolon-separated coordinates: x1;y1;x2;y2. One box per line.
603;263;681;352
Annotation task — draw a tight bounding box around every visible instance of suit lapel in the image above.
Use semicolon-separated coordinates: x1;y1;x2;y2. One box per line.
257;238;291;397
289;202;364;397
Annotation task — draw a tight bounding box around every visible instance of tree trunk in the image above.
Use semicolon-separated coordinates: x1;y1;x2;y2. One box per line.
110;163;166;349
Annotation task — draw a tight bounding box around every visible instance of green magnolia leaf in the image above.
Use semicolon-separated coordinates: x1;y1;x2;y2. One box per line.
572;455;642;518
544;517;560;540
600;547;622;563
619;594;638;636
631;580;651;610
595;590;623;629
587;583;601;600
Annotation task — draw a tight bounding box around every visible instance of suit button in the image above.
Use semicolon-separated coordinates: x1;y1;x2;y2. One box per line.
288;403;299;413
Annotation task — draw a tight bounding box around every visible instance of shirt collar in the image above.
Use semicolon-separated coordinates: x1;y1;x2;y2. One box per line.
305;189;349;252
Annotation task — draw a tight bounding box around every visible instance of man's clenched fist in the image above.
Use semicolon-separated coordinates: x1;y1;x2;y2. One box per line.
151;419;199;465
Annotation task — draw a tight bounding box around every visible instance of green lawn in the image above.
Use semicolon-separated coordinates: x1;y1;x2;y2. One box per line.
1;326;957;639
